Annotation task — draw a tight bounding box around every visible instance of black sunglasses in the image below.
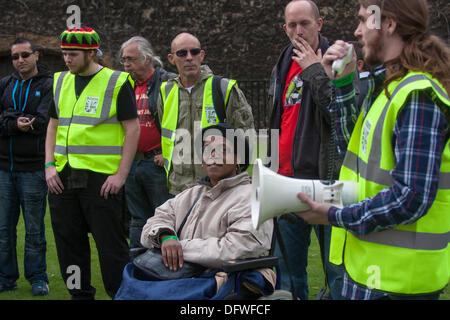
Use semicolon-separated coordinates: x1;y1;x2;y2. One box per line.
11;51;35;60
174;48;201;58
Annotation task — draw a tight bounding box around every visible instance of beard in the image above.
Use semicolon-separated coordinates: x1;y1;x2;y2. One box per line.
361;29;384;67
68;52;92;75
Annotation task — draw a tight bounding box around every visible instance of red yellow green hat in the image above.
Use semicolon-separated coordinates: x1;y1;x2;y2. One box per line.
60;26;100;50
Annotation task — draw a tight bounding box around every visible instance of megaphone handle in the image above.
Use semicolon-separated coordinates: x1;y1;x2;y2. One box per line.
322;184;344;208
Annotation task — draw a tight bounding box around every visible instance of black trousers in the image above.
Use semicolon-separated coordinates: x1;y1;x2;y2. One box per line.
48;171;129;299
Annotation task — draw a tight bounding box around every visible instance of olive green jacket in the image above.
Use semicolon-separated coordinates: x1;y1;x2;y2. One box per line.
157;65;254;195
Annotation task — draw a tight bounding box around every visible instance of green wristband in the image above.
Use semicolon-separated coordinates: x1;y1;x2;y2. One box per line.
331;71;355;88
161;235;178;244
45;161;56;168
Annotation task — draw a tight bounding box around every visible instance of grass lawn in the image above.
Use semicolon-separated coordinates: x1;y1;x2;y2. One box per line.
0;205;448;300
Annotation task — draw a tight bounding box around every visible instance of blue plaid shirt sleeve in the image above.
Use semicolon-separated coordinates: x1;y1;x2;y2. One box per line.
328;88;448;235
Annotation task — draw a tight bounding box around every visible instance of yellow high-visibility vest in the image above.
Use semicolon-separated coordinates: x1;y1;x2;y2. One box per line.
159;76;236;177
330;71;450;294
53;68;133;174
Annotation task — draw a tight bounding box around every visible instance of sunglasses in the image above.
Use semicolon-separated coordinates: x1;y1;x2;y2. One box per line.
11;51;35;60
174;48;201;58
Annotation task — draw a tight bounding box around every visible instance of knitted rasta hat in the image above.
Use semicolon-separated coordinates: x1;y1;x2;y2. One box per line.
60;26;100;50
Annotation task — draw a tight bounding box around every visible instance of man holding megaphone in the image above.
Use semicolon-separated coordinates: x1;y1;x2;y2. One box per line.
296;0;450;300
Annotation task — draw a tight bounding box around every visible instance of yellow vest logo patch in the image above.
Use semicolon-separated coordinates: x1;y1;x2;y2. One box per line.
204;105;217;124
361;119;372;156
85;96;99;114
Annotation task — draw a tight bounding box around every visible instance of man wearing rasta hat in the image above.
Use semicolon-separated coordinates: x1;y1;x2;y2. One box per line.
45;26;140;299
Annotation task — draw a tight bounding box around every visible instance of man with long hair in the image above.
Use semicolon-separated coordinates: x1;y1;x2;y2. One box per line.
294;0;449;299
119;36;175;249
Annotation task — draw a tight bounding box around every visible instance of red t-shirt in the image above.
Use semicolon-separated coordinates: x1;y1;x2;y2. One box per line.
278;61;304;177
135;75;162;152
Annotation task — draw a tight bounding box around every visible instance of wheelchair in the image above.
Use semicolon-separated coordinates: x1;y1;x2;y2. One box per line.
115;242;294;301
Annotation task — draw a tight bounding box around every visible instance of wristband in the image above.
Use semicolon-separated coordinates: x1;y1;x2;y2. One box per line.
331;71;355;88
161;235;178;244
45;161;56;168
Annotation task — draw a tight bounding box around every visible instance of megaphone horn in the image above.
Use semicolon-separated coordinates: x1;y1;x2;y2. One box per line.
251;159;358;229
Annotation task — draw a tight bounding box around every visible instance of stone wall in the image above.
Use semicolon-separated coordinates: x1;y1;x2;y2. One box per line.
0;0;448;79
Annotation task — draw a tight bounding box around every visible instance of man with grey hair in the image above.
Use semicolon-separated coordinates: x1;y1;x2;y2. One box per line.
120;36;176;248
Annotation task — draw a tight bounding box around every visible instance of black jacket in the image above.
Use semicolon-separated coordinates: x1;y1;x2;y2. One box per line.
268;34;341;180
0;65;53;171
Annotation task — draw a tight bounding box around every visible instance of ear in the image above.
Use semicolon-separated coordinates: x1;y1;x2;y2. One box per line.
282;24;287;33
356;60;364;72
167;53;175;65
199;49;205;63
317;18;324;32
384;17;397;37
88;50;96;59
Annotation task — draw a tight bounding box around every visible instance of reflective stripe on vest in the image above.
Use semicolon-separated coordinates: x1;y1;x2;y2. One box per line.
331;71;450;294
159;76;235;178
53;68;131;174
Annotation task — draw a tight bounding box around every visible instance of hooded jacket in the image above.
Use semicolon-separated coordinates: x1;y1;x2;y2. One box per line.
141;172;273;269
0;65;53;171
268;34;341;180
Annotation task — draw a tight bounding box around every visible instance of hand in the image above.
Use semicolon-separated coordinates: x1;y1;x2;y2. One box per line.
154;154;164;167
161;238;184;271
295;192;331;225
45;165;64;194
100;174;126;199
292;36;323;70
17;117;35;132
321;40;357;79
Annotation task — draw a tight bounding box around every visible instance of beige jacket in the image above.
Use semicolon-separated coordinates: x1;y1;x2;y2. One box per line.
140;172;273;269
157;65;255;195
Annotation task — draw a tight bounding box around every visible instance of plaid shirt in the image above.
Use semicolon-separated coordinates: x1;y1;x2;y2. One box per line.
327;68;449;299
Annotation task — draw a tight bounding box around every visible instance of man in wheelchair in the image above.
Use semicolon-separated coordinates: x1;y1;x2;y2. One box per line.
115;123;275;300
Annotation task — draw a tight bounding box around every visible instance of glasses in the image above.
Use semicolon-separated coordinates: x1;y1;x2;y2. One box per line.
174;48;201;58
11;51;35;60
119;56;139;64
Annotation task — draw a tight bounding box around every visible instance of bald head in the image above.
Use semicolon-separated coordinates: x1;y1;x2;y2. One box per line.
171;32;201;53
285;0;320;22
168;32;205;87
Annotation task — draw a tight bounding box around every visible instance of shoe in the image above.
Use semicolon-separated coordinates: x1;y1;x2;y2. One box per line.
31;280;49;296
0;283;17;293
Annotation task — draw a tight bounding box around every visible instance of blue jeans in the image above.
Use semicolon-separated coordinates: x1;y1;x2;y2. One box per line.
273;214;344;300
0;170;48;286
125;158;169;248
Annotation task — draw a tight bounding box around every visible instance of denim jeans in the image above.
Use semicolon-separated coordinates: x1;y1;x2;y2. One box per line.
125;158;169;248
0;170;48;286
273;214;344;300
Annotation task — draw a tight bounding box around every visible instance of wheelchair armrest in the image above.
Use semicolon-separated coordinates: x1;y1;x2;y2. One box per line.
222;256;279;273
129;247;148;260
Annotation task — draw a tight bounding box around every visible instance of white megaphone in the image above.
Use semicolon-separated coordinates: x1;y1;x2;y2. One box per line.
251;158;358;229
